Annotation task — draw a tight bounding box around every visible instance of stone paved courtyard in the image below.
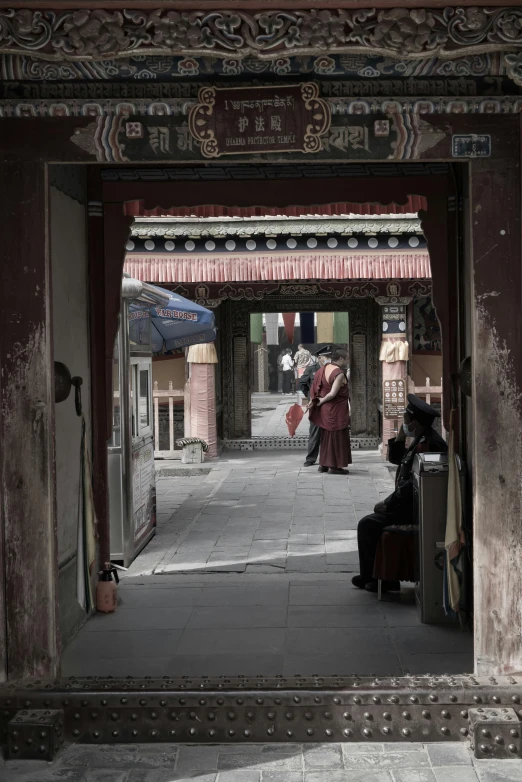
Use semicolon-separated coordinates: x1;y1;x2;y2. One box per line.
62;452;473;678
251;393;308;438
2;741;522;781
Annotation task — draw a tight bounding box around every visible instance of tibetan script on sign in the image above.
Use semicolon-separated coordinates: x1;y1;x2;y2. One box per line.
452;134;491;158
383;379;406;419
188;83;331;159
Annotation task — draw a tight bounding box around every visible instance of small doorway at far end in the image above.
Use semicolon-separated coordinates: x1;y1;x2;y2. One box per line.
250;311;349;441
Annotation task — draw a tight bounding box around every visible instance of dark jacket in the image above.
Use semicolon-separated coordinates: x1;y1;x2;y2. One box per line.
383;426;448;522
299;363;318;399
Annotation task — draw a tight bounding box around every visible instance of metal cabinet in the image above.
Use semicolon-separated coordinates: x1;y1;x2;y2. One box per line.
413;453;463;625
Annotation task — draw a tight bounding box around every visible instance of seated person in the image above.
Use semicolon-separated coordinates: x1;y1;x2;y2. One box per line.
352;394;448;593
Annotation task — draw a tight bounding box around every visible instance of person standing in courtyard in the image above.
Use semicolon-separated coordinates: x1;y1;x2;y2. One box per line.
299;345;332;467
308;348;352;475
281;348;294;394
294;343;312;380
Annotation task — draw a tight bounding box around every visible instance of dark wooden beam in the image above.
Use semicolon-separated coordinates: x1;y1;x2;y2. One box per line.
87;170;110;566
103;202;133;432
0;1;518;8
419;194;457;434
0;161;59;680
471;118;522;675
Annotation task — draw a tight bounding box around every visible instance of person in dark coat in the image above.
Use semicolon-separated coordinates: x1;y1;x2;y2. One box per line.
352;394;448;593
299;345;332;467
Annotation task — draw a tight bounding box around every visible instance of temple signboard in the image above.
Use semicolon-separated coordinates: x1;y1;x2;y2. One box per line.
383;379;406;419
188;83;331;158
71;112;446;163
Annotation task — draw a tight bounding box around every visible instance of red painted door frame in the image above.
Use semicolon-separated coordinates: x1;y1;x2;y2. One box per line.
0;113;520;678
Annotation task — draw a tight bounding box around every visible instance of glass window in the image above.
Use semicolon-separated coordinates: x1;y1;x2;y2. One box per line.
139;369;150;430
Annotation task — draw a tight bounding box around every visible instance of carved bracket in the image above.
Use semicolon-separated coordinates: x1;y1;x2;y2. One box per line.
2;9;522;62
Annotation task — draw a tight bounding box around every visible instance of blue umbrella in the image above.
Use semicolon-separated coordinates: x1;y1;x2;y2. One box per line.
129;289;216;353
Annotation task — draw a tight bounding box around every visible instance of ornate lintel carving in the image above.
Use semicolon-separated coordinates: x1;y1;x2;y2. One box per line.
319;282;380;299
132;217;423;238
2;9;522;64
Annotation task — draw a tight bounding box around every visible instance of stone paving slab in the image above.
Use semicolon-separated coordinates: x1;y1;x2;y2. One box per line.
142;452;393;578
62;451;473;679
252;394;308;438
3;743;522;782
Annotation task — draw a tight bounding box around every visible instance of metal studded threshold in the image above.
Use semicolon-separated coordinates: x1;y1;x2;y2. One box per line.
224;437;379;451
1;675;522;760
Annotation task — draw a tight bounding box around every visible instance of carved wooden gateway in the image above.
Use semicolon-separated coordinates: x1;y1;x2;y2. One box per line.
1;0;522;757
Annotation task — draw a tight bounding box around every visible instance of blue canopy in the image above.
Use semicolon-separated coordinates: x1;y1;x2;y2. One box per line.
129;289;216;353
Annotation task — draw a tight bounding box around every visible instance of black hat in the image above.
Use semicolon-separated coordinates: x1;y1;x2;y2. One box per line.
406;393;440;425
315;345;333;357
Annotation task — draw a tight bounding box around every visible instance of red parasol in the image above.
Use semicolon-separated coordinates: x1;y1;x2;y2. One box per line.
285;403;305;437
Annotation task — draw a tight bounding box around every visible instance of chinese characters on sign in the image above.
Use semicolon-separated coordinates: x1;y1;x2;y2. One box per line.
383;379;406;419
188;83;331;158
73;107;444;162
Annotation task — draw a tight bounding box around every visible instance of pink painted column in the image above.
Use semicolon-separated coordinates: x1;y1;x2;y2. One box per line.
186;343;218;458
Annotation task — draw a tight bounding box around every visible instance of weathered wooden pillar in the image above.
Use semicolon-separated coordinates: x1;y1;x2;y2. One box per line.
87;173;110;566
222;302;251;439
0;161;59;680
471;144;522;675
419;194;456;433
349;298;379;437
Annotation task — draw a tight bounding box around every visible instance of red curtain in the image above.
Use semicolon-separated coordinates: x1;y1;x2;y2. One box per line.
283;313;295;344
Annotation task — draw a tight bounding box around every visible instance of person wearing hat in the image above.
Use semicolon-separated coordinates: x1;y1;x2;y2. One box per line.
299;345;332;467
352;394;448;593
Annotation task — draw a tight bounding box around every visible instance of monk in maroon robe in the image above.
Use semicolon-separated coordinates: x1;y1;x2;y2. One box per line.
308;348;352;475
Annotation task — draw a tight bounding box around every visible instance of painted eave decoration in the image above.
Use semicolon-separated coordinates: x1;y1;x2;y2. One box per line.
0;8;522;73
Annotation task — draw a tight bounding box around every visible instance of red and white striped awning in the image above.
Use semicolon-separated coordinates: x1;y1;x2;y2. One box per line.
124;251;431;284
